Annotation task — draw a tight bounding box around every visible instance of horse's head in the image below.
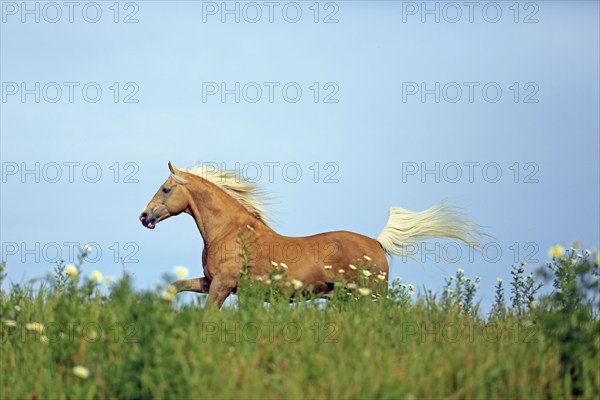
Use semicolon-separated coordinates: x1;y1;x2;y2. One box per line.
140;162;190;229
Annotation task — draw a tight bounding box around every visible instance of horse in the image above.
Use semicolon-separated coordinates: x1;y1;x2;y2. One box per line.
140;162;481;308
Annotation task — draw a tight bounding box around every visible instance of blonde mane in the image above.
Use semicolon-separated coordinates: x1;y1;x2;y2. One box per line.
174;163;271;225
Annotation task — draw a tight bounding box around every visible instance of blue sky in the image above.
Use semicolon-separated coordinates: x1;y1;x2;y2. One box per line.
1;1;599;310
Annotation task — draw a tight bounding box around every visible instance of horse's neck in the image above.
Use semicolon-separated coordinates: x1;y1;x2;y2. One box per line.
186;178;265;244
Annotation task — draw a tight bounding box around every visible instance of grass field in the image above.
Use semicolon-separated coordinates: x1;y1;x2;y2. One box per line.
1;246;599;399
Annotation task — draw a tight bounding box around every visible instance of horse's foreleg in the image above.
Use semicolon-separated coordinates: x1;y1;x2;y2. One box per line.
171;277;210;294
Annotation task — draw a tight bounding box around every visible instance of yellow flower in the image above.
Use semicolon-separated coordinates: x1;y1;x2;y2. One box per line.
65;264;78;279
549;245;565;258
90;270;103;283
25;322;44;333
460;276;467;281
163;286;176;301
377;275;385;281
363;255;372;261
163;291;174;301
560;257;567;262
362;270;372;277
83;244;92;253
174;266;189;279
457;268;464;273
497;278;503;283
348;264;357;270
358;287;372;296
14;305;21;312
73;366;90;379
291;279;303;290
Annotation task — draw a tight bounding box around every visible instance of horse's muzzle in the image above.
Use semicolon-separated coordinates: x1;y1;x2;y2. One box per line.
139;212;156;229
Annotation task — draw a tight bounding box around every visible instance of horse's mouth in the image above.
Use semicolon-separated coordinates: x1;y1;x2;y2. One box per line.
142;215;168;229
140;210;170;229
140;213;157;229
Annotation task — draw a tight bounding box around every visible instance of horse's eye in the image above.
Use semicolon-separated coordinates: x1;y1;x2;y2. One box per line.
162;187;171;194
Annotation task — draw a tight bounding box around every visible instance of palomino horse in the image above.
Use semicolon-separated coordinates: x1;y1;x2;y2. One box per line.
140;162;480;308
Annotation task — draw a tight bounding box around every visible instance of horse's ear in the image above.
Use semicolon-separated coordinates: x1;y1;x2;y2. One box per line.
168;161;177;175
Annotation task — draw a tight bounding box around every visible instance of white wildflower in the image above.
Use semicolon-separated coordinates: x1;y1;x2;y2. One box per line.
65;264;78;279
25;322;44;333
174;266;189;279
90;270;103;283
290;279;303;290
73;366;90;379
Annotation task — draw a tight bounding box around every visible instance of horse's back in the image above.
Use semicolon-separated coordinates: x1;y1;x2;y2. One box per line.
277;230;388;272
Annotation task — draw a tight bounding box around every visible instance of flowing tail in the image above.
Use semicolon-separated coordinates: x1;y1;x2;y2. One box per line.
376;202;483;257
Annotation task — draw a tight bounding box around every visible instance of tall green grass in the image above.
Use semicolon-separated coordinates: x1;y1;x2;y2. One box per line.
1;245;598;399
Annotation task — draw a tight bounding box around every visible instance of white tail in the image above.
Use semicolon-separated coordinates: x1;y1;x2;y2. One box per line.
376;202;482;257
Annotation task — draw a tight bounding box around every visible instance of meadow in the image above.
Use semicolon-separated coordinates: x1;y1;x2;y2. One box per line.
1;245;599;399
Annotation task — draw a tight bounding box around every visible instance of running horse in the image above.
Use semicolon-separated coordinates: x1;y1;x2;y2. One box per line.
140;162;480;308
